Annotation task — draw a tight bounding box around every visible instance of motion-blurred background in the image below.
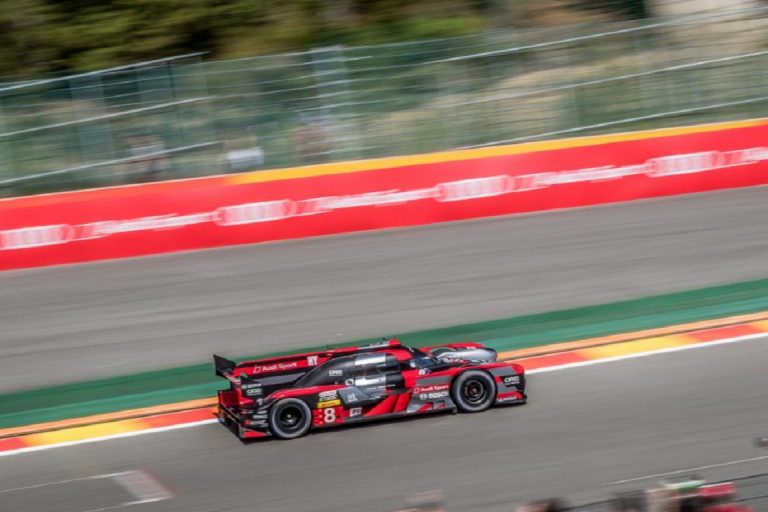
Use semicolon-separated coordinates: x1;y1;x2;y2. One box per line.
2;0;768;195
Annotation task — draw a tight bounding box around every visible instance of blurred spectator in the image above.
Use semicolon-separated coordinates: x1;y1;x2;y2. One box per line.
296;114;330;165
222;132;264;172
125;135;171;183
516;498;570;512
612;490;646;511
223;146;265;172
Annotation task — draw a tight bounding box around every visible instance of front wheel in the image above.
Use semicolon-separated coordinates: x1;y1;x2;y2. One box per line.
451;370;496;413
268;398;312;439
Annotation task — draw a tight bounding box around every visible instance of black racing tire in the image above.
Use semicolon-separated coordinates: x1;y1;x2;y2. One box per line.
451;370;496;413
268;398;312;440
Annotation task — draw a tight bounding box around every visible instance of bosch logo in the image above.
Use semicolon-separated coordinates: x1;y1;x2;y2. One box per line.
419;391;448;401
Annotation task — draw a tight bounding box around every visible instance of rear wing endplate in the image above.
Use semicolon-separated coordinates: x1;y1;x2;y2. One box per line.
213;354;237;378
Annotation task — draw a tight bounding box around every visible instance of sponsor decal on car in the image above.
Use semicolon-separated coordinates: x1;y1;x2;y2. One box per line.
251;361;299;373
318;390;338;401
328;369;343;377
419;391;449;401
350;407;362;417
414;384;449;394
503;375;520;386
241;382;263;397
307;355;319;366
346;392;359;403
317;399;342;408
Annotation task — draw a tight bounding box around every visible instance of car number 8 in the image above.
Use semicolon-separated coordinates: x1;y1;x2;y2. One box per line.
323;408;336;423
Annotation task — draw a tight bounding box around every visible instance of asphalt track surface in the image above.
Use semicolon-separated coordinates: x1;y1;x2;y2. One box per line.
2;338;767;512
1;187;767;392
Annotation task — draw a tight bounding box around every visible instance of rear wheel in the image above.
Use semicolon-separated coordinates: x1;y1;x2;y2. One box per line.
268;398;312;439
451;370;496;413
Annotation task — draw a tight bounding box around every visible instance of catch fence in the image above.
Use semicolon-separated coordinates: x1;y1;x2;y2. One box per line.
1;6;768;196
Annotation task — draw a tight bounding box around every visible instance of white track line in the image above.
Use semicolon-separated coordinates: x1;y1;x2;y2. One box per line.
0;469;174;511
0;331;765;459
526;332;768;374
604;455;768;485
0;419;217;458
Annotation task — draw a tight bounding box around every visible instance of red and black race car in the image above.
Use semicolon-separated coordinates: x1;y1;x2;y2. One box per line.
214;339;526;440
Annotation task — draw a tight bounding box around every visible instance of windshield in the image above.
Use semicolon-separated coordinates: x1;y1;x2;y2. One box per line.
410;348;440;369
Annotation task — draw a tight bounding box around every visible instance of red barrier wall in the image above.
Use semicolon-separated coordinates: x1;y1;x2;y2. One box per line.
2;119;767;271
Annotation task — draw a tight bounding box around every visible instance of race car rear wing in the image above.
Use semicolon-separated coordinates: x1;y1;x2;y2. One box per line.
214;338;406;381
214;353;301;400
214;354;237;378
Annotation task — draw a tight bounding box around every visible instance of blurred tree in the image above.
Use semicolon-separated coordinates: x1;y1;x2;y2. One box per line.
0;0;649;78
0;0;55;78
569;0;648;19
44;0;271;70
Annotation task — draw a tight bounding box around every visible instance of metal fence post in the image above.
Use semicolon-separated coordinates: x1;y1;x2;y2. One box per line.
70;72;117;184
0;97;11;184
309;45;361;161
171;54;218;176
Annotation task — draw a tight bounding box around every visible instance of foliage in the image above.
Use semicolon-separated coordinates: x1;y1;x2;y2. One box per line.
0;0;649;79
569;0;648;19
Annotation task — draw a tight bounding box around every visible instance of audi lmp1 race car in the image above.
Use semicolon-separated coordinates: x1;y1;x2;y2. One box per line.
214;339;526;440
